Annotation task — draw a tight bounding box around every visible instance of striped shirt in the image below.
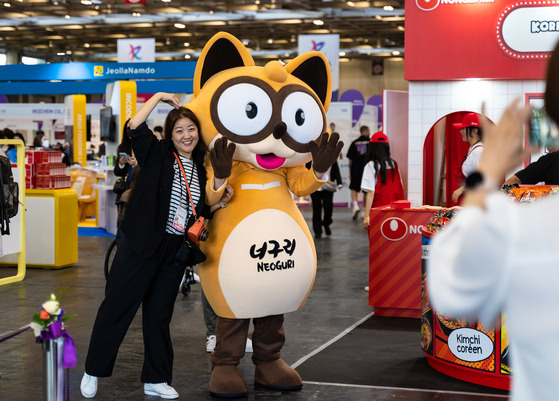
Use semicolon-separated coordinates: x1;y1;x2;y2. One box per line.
166;155;200;235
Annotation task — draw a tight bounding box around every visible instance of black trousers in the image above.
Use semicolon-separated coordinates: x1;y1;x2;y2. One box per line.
310;190;334;236
85;233;184;384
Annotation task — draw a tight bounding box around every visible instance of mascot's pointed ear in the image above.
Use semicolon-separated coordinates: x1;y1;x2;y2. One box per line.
194;32;255;95
285;52;332;111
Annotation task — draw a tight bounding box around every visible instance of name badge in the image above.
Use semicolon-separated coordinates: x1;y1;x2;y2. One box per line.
172;204;187;232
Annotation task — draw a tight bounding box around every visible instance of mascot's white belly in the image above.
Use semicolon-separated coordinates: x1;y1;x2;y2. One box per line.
219;208;315;318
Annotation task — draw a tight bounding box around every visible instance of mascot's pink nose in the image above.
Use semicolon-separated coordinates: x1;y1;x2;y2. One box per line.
273;122;287;139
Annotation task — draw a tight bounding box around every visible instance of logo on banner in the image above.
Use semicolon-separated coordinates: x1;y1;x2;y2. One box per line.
417;0;494;11
381;217;424;241
129;44;142;61
93;66;104;77
497;2;559;59
311;40;325;51
416;0;439;11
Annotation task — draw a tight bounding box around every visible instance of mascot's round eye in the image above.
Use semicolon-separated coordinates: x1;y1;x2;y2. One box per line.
246;102;258;119
295;109;305;126
281;92;323;144
217;83;272;136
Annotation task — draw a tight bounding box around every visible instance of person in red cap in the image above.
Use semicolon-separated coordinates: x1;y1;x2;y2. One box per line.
360;131;404;231
451;112;484;203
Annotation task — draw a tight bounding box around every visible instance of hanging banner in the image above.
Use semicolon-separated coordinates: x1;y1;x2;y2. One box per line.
64;95;87;167
118;81;137;141
405;0;558;80
117;38;155;63
298;34;340;101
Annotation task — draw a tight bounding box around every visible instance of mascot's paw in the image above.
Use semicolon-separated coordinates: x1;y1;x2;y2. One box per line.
254;359;303;391
209;365;248;398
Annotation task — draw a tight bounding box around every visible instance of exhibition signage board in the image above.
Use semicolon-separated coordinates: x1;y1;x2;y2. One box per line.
65;95;87;167
0;61;195;81
119;81;137;141
117;38;156;63
405;0;559;80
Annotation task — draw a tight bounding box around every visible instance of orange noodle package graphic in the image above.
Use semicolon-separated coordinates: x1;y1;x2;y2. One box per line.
421;209;511;390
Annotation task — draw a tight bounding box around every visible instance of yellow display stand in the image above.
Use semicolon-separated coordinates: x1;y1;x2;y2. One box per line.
0;188;78;269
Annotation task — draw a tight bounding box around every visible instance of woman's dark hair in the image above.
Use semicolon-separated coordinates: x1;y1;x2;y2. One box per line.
117;127;133;155
545;40;559;126
33;130;45;148
465;126;483;141
163;107;207;166
365;142;395;184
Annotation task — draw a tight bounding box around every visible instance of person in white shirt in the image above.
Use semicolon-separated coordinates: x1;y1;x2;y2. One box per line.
428;39;559;400
451;113;484;203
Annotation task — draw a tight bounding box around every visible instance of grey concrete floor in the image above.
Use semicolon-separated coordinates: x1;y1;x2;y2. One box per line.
0;207;508;401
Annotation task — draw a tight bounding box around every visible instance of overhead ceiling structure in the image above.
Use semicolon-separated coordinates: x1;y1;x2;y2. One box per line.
0;0;405;63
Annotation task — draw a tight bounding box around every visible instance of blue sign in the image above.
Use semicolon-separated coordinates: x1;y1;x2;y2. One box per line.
0;61;196;81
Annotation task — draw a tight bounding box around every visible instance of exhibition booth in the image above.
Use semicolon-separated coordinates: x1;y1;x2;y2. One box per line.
366;0;557;391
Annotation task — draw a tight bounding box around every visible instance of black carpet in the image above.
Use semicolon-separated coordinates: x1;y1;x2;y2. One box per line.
296;315;509;395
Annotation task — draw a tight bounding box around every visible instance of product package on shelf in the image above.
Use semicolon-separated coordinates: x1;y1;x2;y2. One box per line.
25;150;70;190
500;184;559;203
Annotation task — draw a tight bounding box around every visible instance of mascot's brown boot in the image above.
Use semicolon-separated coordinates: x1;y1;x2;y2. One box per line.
209;317;250;398
252;314;303;391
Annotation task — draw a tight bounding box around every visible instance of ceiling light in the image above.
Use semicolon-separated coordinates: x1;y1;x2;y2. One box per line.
81;0;92;4
66;50;72;55
313;20;324;26
339;51;346;56
383;5;394;11
267;38;274;44
255;0;260;4
209;10;214;15
174;23;185;29
84;43;90;48
3;3;10;7
64;14;70;19
162;0;171;2
184;54;191;59
375;15;382;20
397;26;405;31
132;12;141;17
183;42;189;47
392;50;400;56
57;52;65;56
347;1;355;6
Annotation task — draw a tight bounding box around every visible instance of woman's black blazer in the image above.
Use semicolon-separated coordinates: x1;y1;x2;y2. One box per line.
121;122;207;259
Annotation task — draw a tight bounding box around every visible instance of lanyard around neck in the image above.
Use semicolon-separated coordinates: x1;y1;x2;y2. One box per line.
173;152;198;218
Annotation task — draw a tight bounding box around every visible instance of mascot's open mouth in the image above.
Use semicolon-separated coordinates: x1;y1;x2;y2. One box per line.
256;153;286;169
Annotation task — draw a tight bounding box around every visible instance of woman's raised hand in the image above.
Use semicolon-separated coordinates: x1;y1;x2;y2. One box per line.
157;92;181;109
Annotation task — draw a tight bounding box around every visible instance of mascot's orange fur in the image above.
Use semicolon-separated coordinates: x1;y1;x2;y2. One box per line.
187;32;342;397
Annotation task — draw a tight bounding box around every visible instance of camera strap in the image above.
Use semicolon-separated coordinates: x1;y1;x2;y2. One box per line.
173;152;198;219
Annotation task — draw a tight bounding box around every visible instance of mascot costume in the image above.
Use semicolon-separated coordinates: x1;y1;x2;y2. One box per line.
187;32;343;397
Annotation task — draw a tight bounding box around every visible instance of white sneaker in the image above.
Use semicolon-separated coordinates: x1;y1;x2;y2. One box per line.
206;335;216;353
144;382;179;399
352;205;361;220
80;373;98;398
245;338;253;353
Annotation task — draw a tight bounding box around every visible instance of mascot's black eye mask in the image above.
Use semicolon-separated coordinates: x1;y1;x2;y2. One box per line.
210;76;327;153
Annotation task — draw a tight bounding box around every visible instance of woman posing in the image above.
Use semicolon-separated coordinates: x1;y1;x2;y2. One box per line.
81;92;211;399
